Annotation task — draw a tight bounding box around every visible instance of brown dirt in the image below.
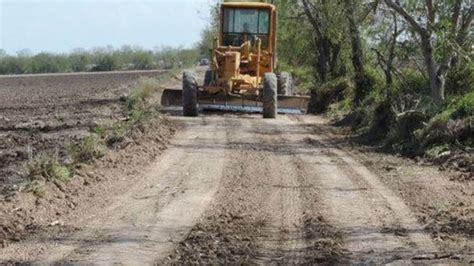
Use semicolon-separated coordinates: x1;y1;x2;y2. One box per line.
0;69;472;264
0;70;169;194
0;70;175;250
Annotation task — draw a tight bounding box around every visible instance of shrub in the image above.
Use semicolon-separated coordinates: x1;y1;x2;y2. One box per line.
420;91;474;146
278;61;315;94
445;62;474;96
30;53;68;73
131;51;154;70
392;69;429;95
93;54;120;71
126;78;162;110
366;100;396;141
68;136;107;163
354;66;385;105
24;155;72;182
309;77;353;114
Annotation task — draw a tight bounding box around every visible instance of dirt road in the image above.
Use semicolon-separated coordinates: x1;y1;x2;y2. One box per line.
4;111;468;264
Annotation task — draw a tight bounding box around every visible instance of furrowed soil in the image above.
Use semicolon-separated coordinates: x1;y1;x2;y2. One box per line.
0;69;472;264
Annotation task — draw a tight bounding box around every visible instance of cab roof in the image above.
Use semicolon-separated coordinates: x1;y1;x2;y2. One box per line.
221;2;276;10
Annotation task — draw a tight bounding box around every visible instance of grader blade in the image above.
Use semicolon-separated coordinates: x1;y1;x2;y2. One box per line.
161;88;310;114
161;88;182;106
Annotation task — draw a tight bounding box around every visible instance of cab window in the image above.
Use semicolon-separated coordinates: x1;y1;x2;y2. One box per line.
222;8;270;48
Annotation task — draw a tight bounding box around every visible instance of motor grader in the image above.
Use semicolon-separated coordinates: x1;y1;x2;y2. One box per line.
161;1;309;118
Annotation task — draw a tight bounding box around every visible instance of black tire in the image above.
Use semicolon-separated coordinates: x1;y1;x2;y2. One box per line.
182;71;198;117
263;73;277;119
277;72;293;96
204;70;212;86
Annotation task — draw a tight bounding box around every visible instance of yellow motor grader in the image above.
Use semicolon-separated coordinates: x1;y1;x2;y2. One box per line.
161;1;310;118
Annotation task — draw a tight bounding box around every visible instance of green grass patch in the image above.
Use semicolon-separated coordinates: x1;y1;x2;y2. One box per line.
126;77;163;111
24;155;72;182
68;136;107;163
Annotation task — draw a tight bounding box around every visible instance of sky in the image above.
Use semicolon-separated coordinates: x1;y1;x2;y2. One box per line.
0;0;212;55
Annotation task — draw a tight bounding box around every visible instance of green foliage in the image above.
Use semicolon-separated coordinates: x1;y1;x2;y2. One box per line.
0;46;199;75
393;69;430;95
309;77;353;114
355;66;386;104
126;78;162;110
68;136;107;163
131;51;154;70
446;62;474;96
24;155;72;182
69;52;91;72
93;54;120;72
30;53;68;73
278;61;314;93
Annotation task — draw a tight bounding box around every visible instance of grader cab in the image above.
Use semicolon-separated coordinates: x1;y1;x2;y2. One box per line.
161;1;310;118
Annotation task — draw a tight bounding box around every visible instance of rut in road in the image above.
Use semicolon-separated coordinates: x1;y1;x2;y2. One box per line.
27;116;230;264
1;113;437;264
169;114;437;264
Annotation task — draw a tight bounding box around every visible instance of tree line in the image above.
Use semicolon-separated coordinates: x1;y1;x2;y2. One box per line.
0;46;200;75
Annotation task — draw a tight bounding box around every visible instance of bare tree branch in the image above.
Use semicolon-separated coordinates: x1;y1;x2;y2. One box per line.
426;0;435;26
301;0;322;37
384;0;428;36
451;0;463;33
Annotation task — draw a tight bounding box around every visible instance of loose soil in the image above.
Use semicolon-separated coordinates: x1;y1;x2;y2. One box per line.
0;70;169;194
0;69;472;264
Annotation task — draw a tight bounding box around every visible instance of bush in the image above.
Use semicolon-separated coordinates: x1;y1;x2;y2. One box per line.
68;136;107;163
354;66;385;105
93;54;120;71
366;100;396;141
30;53;68;73
24;155;72;182
131;51;154;70
392;69;429;95
126;78;162;110
309;77;353;114
446;62;474;96
69;53;90;72
278;62;315;93
385;110;427;156
420;91;474;146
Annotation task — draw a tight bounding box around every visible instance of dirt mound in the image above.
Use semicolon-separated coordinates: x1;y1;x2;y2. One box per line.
167;211;262;264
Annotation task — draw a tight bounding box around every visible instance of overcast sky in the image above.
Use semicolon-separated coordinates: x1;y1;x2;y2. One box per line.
0;0;212;55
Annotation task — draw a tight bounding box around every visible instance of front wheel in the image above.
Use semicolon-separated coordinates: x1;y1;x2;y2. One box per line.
182;71;198;117
263;73;277;119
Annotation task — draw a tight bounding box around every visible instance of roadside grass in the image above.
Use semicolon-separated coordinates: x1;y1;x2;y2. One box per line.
67;135;107;163
23;155;72;183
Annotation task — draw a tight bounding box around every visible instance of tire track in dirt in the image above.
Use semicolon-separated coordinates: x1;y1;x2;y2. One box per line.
283;115;438;264
17;115;230;264
168;115;340;264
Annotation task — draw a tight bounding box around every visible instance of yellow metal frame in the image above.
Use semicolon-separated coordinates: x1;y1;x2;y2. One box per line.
205;2;277;98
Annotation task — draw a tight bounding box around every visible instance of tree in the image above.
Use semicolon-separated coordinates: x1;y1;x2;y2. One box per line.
384;0;474;100
369;2;405;87
343;0;368;104
197;1;220;58
300;0;345;82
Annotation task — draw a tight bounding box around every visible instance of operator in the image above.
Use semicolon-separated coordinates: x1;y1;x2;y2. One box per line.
233;22;256;46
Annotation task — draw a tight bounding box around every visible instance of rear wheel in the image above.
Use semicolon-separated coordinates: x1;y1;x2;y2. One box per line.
277;72;293;96
182;71;198;117
263;73;277;119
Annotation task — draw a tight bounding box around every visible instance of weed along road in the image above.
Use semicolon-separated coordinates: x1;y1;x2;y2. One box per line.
4;110;469;264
